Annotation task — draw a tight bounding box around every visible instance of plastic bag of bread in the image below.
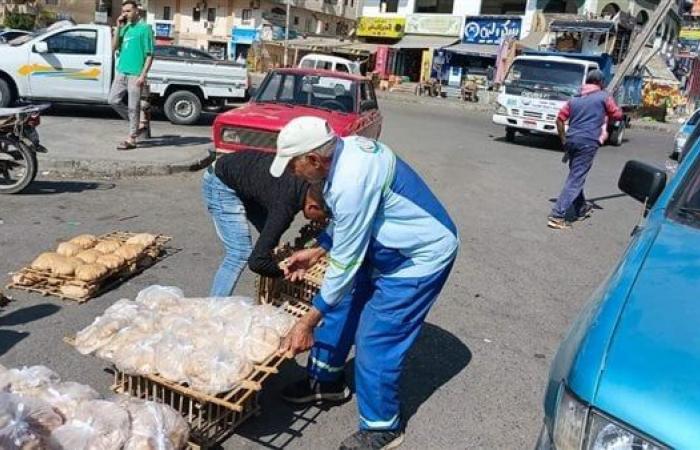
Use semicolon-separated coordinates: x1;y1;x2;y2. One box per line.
95;253;125;270
135;286;184;313
95;327;144;362
94;240;121;254
75;264;108;282
56;242;81;258
251;304;296;337
154;334;194;383
125;233;157;248
185;347;252;395
49;400;130;450
114;244;145;261
0;393;63;449
242;327;281;364
36;382;100;421
114;334;161;376
0;366;61;397
74;312;134;355
75;249;102;265
122;400;189;450
69;234;97;250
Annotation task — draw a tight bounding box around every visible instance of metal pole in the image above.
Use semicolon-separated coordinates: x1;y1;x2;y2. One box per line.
284;0;290;67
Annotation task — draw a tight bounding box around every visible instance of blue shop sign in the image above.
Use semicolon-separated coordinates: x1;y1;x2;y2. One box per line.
155;22;173;38
463;17;521;45
231;26;259;44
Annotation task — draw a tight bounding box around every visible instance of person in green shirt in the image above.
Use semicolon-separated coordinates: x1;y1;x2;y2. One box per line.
108;0;154;150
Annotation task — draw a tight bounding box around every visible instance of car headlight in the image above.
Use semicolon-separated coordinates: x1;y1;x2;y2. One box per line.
221;128;241;144
553;388;588;450
586;411;666;450
552;386;668;450
495;103;507;115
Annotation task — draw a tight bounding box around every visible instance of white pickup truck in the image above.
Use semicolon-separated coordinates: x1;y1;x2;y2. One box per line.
0;23;249;125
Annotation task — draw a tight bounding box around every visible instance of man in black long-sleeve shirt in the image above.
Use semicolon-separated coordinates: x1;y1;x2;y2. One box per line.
201;151;326;296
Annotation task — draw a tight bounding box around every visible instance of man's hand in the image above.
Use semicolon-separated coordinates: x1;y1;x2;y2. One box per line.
280;308;323;356
283;247;326;282
136;76;146;88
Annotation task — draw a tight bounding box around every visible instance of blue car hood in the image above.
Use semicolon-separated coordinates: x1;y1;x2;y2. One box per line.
594;220;700;448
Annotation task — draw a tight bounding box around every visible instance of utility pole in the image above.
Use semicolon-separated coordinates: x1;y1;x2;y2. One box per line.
284;0;291;67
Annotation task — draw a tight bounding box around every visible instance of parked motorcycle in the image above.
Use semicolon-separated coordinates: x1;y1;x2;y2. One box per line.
0;103;50;194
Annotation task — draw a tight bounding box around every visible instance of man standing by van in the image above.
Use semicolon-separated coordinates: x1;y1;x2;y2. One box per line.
548;69;623;229
108;0;154;150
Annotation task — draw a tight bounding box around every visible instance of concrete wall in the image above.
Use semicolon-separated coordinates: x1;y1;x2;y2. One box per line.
359;0;481;18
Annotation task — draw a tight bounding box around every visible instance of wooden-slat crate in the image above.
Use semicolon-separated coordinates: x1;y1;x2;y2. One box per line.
258;256;328;306
66;297;309;449
6;232;173;302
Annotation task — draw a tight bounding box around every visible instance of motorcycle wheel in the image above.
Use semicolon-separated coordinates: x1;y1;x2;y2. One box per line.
0;136;37;194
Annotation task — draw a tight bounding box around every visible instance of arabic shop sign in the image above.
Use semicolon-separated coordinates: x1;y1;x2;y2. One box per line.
406;14;461;37
463;17;521;45
357;17;405;38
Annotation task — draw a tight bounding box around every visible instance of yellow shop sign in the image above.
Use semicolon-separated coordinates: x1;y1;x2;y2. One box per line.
357;17;405;38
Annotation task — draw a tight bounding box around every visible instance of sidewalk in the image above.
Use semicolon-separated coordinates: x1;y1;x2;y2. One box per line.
37;105;214;178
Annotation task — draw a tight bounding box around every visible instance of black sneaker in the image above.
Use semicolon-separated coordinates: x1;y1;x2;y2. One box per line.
339;430;405;450
575;204;594;221
280;377;351;405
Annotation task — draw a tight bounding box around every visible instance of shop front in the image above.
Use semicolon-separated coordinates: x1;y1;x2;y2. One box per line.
230;26;260;62
438;16;521;90
392;14;461;82
356;17;405;77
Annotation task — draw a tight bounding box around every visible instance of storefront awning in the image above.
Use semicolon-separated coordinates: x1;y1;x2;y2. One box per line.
549;20;615;34
640;47;679;84
441;43;499;58
334;42;379;56
393;35;459;49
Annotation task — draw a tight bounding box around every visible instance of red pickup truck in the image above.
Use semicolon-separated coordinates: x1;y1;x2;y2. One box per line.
213;68;382;153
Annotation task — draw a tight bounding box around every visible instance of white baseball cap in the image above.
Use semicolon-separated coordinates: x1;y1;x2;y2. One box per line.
270;116;335;178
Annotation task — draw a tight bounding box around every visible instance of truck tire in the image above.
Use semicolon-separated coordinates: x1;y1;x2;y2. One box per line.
164;90;202;125
505;127;516;142
0;79;14;108
609;124;625;147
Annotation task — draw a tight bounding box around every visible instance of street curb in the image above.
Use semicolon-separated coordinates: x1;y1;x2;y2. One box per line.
37;149;214;178
377;93;680;135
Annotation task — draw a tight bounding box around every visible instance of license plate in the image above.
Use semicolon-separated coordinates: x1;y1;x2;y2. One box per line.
524;120;537;128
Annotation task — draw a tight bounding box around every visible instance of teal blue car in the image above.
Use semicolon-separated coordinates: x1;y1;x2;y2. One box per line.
537;134;700;449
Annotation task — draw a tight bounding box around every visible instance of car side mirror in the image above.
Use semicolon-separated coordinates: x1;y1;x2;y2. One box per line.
618;160;667;214
34;41;48;53
360;100;377;112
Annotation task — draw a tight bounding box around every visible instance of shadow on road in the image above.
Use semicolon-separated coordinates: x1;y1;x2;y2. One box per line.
21;180;116;195
0;303;61;356
493;135;563;152
44;104;218;126
139;135;212;148
548;192;628;211
237;322;470;449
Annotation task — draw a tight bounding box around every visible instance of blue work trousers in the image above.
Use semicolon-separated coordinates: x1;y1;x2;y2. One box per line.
201;168;252;296
307;261;454;431
551;141;599;219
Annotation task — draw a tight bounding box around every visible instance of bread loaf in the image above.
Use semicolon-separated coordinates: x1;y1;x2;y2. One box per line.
56;242;81;257
126;233;157;247
75;249;102;264
94;240;122;254
69;234;97;249
75;264;108;282
114;244;145;261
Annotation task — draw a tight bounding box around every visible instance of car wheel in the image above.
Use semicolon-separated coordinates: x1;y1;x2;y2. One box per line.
164;90;202;125
0;79;14;108
505;127;516;142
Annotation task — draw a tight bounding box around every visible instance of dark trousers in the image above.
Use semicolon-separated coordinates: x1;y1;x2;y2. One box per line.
551;141;599;219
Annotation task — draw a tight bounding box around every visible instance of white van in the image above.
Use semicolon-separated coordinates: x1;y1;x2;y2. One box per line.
299;53;361;74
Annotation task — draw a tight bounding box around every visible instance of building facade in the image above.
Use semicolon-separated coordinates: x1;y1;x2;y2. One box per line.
1;0;120;26
145;0;359;60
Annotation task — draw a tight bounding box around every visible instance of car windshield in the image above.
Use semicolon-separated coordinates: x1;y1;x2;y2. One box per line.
255;72;357;114
669;149;700;228
8;32;36;46
505;60;586;98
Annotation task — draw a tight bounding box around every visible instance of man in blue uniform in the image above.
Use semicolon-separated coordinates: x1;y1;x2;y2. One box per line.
270;116;459;450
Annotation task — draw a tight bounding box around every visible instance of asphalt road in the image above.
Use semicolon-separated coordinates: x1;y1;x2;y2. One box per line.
0;100;674;450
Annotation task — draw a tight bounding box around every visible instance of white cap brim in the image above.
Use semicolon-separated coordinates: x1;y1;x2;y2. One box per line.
270;154;292;178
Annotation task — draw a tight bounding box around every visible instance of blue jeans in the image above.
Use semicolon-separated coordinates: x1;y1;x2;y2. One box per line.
551;141;599;219
202;169;252;297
